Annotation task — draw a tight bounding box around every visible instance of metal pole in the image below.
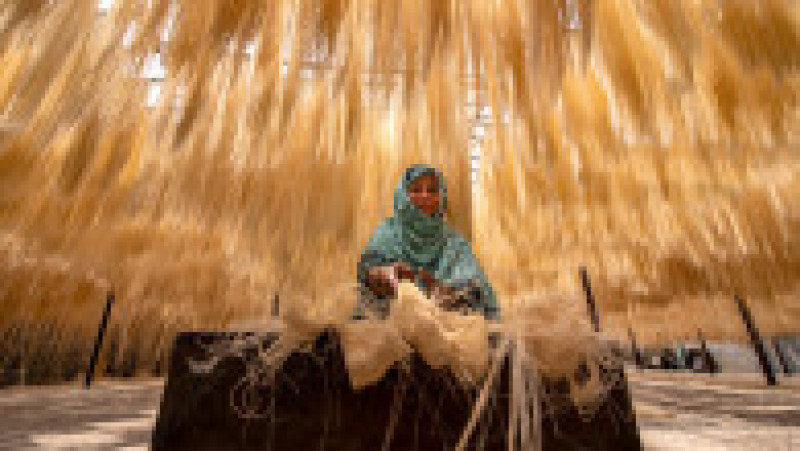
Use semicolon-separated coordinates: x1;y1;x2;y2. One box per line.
628;328;644;367
579;267;600;333
676;344;686;370
697;330;718;374
733;295;777;386
85;292;115;389
772;339;792;375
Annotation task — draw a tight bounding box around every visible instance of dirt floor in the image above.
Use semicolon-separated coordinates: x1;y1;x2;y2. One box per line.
629;371;800;450
0;371;797;450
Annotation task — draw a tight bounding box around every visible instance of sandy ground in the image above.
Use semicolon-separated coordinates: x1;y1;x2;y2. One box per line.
0;379;162;450
629;372;800;450
0;372;798;450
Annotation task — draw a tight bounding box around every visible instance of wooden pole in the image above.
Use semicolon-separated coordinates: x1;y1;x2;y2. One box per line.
579;267;600;333
85;292;115;388
733;295;777;386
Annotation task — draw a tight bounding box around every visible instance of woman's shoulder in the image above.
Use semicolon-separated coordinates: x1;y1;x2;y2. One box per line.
366;217;400;242
441;224;473;250
439;221;467;241
374;217;399;233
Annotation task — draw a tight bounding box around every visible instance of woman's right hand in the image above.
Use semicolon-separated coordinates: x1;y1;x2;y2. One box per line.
391;262;415;282
367;265;398;297
366;263;414;297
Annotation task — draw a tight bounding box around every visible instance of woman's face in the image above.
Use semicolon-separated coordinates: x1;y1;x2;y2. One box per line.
408;174;440;216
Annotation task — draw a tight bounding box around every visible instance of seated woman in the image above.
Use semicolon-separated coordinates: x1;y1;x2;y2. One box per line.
357;164;499;319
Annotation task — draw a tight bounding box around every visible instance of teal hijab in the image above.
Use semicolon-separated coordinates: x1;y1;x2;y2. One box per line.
357;164;499;318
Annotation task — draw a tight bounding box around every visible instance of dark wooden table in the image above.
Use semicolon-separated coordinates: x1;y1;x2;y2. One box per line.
152;331;641;450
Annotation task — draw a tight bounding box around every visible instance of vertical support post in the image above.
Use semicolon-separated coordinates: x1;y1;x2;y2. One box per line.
579;267;600;333
772;339;792;375
627;328;644;367
733;295;777;386
676;344;686;370
85;292;115;389
697;330;718;374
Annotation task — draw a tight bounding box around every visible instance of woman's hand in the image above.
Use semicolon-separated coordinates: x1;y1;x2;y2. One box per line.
415;267;435;291
366;263;415;297
416;267;456;305
366;263;456;307
392;262;416;282
366;265;398;297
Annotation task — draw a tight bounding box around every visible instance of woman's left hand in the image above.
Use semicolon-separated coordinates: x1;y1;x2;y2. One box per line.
416;267;455;303
415;267;436;290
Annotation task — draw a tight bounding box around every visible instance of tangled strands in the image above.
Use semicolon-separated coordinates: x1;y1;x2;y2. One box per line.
184;283;618;451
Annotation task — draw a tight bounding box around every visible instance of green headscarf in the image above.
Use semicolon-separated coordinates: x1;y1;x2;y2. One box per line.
357;164;499;318
393;164;449;265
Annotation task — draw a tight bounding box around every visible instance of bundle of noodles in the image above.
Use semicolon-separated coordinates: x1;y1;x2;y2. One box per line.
0;0;479;377
340;282;488;389
475;0;800;347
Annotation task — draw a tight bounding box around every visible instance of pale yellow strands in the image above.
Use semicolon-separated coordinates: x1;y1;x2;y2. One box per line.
0;0;798;405
341;282;488;389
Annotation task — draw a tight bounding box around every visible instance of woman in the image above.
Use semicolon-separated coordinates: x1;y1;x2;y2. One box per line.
356;164;499;319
